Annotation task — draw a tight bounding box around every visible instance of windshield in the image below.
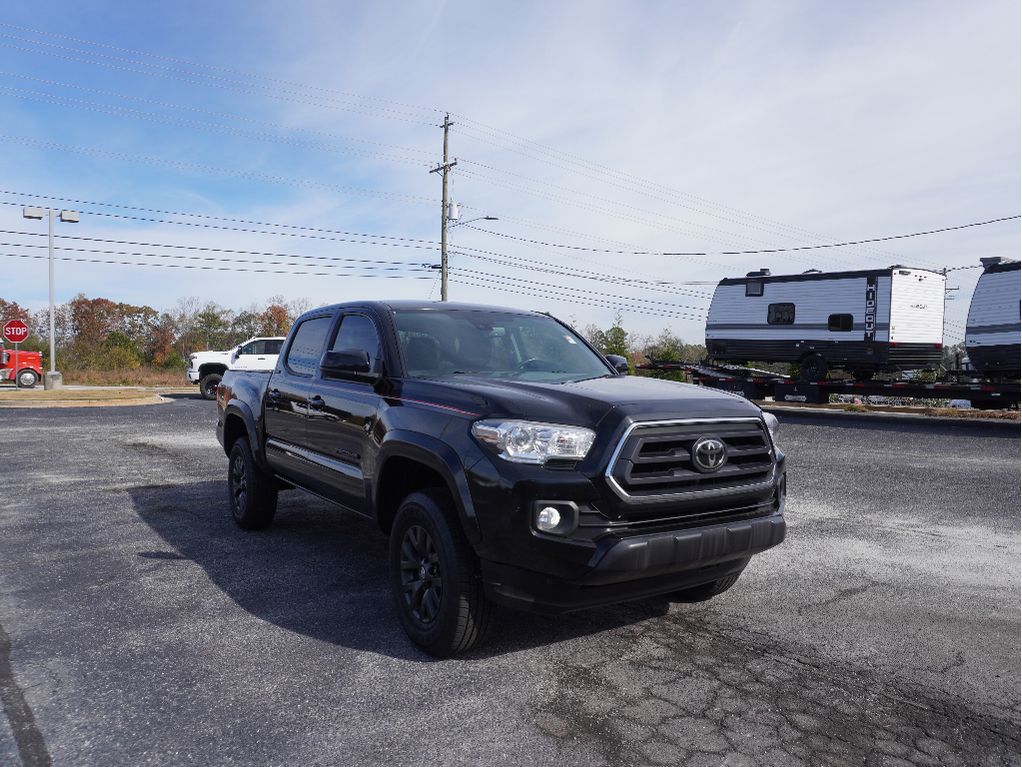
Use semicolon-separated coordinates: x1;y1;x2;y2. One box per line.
393;309;613;383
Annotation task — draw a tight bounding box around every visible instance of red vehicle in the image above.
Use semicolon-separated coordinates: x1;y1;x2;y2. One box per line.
0;346;43;388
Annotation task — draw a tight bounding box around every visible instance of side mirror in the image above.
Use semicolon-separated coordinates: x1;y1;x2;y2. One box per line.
231;347;241;361
320;349;377;381
605;354;630;374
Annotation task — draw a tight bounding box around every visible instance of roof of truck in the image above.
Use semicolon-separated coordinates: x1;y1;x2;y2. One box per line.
300;300;545;317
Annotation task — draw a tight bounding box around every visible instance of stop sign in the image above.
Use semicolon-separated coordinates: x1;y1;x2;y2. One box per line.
2;320;30;344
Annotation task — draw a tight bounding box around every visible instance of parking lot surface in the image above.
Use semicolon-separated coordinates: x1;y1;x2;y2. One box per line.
0;398;1019;766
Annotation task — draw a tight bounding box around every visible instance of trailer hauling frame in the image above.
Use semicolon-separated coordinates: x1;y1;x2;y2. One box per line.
638;361;1021;410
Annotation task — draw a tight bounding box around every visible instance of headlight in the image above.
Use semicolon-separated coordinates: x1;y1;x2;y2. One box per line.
471;419;596;465
762;411;780;444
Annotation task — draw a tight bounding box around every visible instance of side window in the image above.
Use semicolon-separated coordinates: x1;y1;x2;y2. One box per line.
828;313;853;332
767;303;795;325
264;339;284;355
239;341;258;355
284;317;332;376
332;315;382;367
746;280;764;297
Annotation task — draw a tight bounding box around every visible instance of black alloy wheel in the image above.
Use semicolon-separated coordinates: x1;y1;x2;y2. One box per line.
398;524;444;627
799;354;828;382
388;489;492;656
226;437;277;530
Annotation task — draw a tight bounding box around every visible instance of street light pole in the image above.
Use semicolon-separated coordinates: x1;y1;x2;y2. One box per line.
23;206;78;389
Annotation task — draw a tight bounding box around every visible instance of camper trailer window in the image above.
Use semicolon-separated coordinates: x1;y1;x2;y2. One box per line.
828;313;853;332
767;303;795;325
746;280;764;296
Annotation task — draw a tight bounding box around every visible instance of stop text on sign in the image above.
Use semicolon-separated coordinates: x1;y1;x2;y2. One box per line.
2;320;30;344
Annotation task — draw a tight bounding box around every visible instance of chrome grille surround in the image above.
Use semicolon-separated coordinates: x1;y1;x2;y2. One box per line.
604;417;776;504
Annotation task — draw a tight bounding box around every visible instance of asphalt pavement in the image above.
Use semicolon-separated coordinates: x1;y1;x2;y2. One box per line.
0;398;1018;766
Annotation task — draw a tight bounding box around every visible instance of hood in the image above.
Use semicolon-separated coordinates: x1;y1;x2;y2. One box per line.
396;374;762;427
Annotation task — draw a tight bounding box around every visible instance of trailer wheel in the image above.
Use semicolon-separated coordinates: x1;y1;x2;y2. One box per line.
16;369;39;388
851;368;873;382
799;354;828;382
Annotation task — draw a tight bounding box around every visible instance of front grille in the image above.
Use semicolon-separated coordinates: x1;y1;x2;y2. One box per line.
607;419;774;501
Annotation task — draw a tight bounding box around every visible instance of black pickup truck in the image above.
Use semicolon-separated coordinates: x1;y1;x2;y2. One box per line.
217;301;787;656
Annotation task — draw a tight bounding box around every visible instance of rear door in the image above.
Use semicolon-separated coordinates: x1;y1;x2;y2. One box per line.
263;315;334;483
303;312;386;513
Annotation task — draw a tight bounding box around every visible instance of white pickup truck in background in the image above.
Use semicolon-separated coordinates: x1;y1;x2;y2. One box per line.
187;336;285;399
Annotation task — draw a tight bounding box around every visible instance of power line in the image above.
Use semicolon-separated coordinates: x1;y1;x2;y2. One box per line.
0;32;440;126
0;249;435;279
0;21;444;118
0;135;435;204
0;70;437;158
0;229;436;266
463;216;1022;257
0;191;438;245
0;84;434;166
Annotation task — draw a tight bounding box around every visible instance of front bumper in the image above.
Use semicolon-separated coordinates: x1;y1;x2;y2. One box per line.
187;369;201;383
481;512;785;613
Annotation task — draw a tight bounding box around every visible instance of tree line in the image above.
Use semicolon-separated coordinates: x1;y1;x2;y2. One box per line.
0;294;311;373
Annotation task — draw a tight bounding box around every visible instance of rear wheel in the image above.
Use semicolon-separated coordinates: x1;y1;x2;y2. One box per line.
799;354;828;382
199;372;222;400
16;369;38;388
670;571;743;603
850;368;873;382
389;489;492;657
227;437;278;530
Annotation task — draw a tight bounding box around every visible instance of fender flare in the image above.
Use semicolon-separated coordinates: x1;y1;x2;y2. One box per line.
222;400;267;469
375;430;481;542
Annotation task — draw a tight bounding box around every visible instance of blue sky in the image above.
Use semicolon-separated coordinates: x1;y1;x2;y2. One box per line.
0;0;1018;343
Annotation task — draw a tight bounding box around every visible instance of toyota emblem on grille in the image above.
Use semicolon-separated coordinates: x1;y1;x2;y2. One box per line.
692;437;727;473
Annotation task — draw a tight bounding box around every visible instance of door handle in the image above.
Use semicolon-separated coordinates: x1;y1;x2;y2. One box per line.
308;395;325;411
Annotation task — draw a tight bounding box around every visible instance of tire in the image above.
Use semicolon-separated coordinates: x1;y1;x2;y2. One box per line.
851;369;873;382
670;571;743;603
227;437;278;530
799;354;828;382
16;369;38;388
389;489;493;657
199;372;222;400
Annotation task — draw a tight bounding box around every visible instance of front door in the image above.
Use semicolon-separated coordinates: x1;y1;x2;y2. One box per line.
304;313;384;514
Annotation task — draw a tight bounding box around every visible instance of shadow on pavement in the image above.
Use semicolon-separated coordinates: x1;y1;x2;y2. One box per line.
129;481;669;662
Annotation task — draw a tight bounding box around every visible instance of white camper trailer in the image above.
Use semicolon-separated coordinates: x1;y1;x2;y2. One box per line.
965;257;1020;378
705;266;946;381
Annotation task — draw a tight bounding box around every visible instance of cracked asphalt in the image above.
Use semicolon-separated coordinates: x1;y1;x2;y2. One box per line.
0;397;1018;766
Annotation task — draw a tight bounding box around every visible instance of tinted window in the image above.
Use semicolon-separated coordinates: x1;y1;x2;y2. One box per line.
264;339;284;354
746;280;764;297
332;315;382;368
284;317;332;376
828;313;853;332
767;303;795;324
239;341;259;355
393;309;611;383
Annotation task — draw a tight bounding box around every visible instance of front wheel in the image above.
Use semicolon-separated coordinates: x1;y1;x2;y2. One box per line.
16;369;38;388
389;489;492;657
227;437;278;530
199;372;222;400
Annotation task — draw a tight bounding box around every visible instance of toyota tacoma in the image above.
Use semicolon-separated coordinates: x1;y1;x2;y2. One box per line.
216;301;786;656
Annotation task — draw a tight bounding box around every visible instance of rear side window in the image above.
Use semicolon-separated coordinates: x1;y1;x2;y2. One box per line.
828;313;853;332
284;317;332;376
332;315;382;368
265;339;284;354
767;303;795;325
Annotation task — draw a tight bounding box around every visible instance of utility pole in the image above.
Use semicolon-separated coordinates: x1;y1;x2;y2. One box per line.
429;113;457;301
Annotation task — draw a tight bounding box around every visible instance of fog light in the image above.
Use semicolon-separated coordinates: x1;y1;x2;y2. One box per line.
536;506;561;532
